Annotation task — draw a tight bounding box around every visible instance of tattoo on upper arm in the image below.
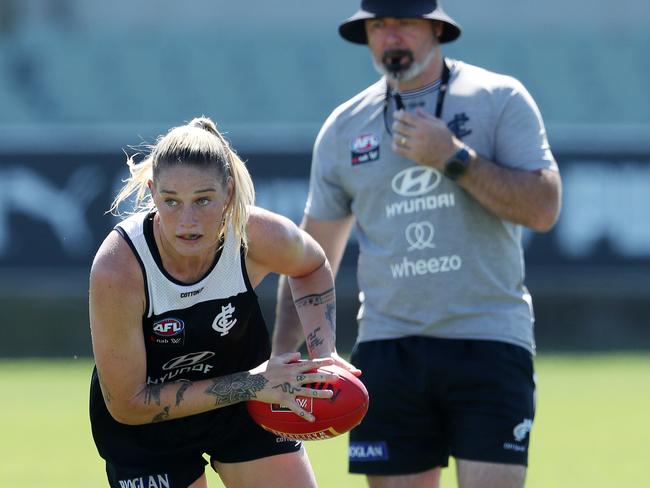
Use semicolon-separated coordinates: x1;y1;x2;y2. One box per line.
175;381;191;407
294;288;335;309
205;373;268;406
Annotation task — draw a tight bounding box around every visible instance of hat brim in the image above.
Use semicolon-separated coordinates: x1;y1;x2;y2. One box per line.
339;9;461;44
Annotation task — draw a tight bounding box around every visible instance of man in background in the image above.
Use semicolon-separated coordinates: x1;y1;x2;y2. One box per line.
273;1;562;486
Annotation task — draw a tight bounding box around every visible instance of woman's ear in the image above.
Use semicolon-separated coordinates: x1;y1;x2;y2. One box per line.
147;179;155;194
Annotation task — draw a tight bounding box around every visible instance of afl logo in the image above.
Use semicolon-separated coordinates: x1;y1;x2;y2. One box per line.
352;133;379;153
153;318;185;337
391;167;442;197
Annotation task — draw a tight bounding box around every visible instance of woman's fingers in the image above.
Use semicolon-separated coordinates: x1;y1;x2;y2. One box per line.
296;372;337;385
287;400;315;422
256;355;345;421
295;357;335;370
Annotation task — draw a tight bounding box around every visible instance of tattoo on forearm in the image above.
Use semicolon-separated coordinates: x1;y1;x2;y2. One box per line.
325;303;335;332
294;288;335;309
205;373;268;406
307;327;325;352
175;381;191;407
151;406;170;423
273;382;301;394
143;383;163;406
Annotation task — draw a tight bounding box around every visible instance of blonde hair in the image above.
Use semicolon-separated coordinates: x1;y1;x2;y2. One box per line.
110;117;255;248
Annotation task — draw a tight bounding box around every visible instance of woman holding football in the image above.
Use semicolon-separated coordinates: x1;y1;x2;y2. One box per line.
88;116;356;488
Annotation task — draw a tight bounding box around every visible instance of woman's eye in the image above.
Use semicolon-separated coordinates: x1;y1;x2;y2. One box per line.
164;199;178;207
196;198;211;206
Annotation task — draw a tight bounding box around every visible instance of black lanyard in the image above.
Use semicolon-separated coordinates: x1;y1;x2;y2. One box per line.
383;57;451;135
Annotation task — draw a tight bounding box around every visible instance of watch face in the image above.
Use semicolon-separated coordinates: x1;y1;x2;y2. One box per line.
446;160;465;177
444;147;470;180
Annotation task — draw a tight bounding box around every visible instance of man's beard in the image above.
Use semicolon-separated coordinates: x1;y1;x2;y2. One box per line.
373;46;438;84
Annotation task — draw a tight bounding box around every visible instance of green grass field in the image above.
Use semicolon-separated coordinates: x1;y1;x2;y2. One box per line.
1;354;648;487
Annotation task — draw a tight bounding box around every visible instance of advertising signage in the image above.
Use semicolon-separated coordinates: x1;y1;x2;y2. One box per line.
1;149;649;278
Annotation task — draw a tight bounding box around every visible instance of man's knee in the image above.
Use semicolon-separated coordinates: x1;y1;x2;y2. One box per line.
456;458;526;488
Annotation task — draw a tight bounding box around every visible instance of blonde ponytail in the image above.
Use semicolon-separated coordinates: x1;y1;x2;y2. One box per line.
110;117;255;248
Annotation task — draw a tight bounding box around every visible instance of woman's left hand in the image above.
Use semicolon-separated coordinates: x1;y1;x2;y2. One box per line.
326;351;362;377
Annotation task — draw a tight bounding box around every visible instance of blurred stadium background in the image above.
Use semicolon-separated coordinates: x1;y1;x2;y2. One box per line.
1;0;649;359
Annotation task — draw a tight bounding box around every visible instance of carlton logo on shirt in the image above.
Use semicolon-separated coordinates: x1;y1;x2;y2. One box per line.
212;303;238;336
351;133;380;165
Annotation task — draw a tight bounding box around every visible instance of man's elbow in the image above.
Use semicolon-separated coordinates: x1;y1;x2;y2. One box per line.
528;204;560;233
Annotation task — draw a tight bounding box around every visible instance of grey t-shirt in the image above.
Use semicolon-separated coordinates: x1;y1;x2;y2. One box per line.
306;59;557;353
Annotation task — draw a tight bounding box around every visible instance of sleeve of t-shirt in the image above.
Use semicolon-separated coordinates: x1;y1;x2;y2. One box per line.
304;112;353;220
494;78;558;172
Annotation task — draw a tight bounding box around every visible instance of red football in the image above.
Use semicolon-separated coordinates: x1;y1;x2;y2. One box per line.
246;364;369;441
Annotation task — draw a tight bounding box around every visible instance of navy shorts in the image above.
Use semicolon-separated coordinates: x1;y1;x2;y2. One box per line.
349;337;536;475
103;403;303;487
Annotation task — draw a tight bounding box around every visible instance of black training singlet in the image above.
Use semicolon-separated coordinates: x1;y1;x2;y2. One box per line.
89;212;272;465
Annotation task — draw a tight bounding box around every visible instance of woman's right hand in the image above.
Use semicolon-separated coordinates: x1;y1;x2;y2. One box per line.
249;352;337;421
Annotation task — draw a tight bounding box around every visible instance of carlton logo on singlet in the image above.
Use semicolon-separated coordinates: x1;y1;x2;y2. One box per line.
212;303;237;336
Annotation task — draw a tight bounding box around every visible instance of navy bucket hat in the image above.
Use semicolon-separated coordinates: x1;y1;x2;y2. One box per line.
339;0;462;44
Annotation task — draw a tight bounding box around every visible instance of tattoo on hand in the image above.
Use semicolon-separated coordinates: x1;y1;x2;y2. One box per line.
205;373;268;406
294;288;335;309
273;382;301;394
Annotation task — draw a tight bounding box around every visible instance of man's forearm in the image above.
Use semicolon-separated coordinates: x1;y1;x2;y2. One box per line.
456;153;561;232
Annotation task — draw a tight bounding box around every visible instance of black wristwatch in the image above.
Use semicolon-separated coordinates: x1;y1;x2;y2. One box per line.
443;145;472;181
